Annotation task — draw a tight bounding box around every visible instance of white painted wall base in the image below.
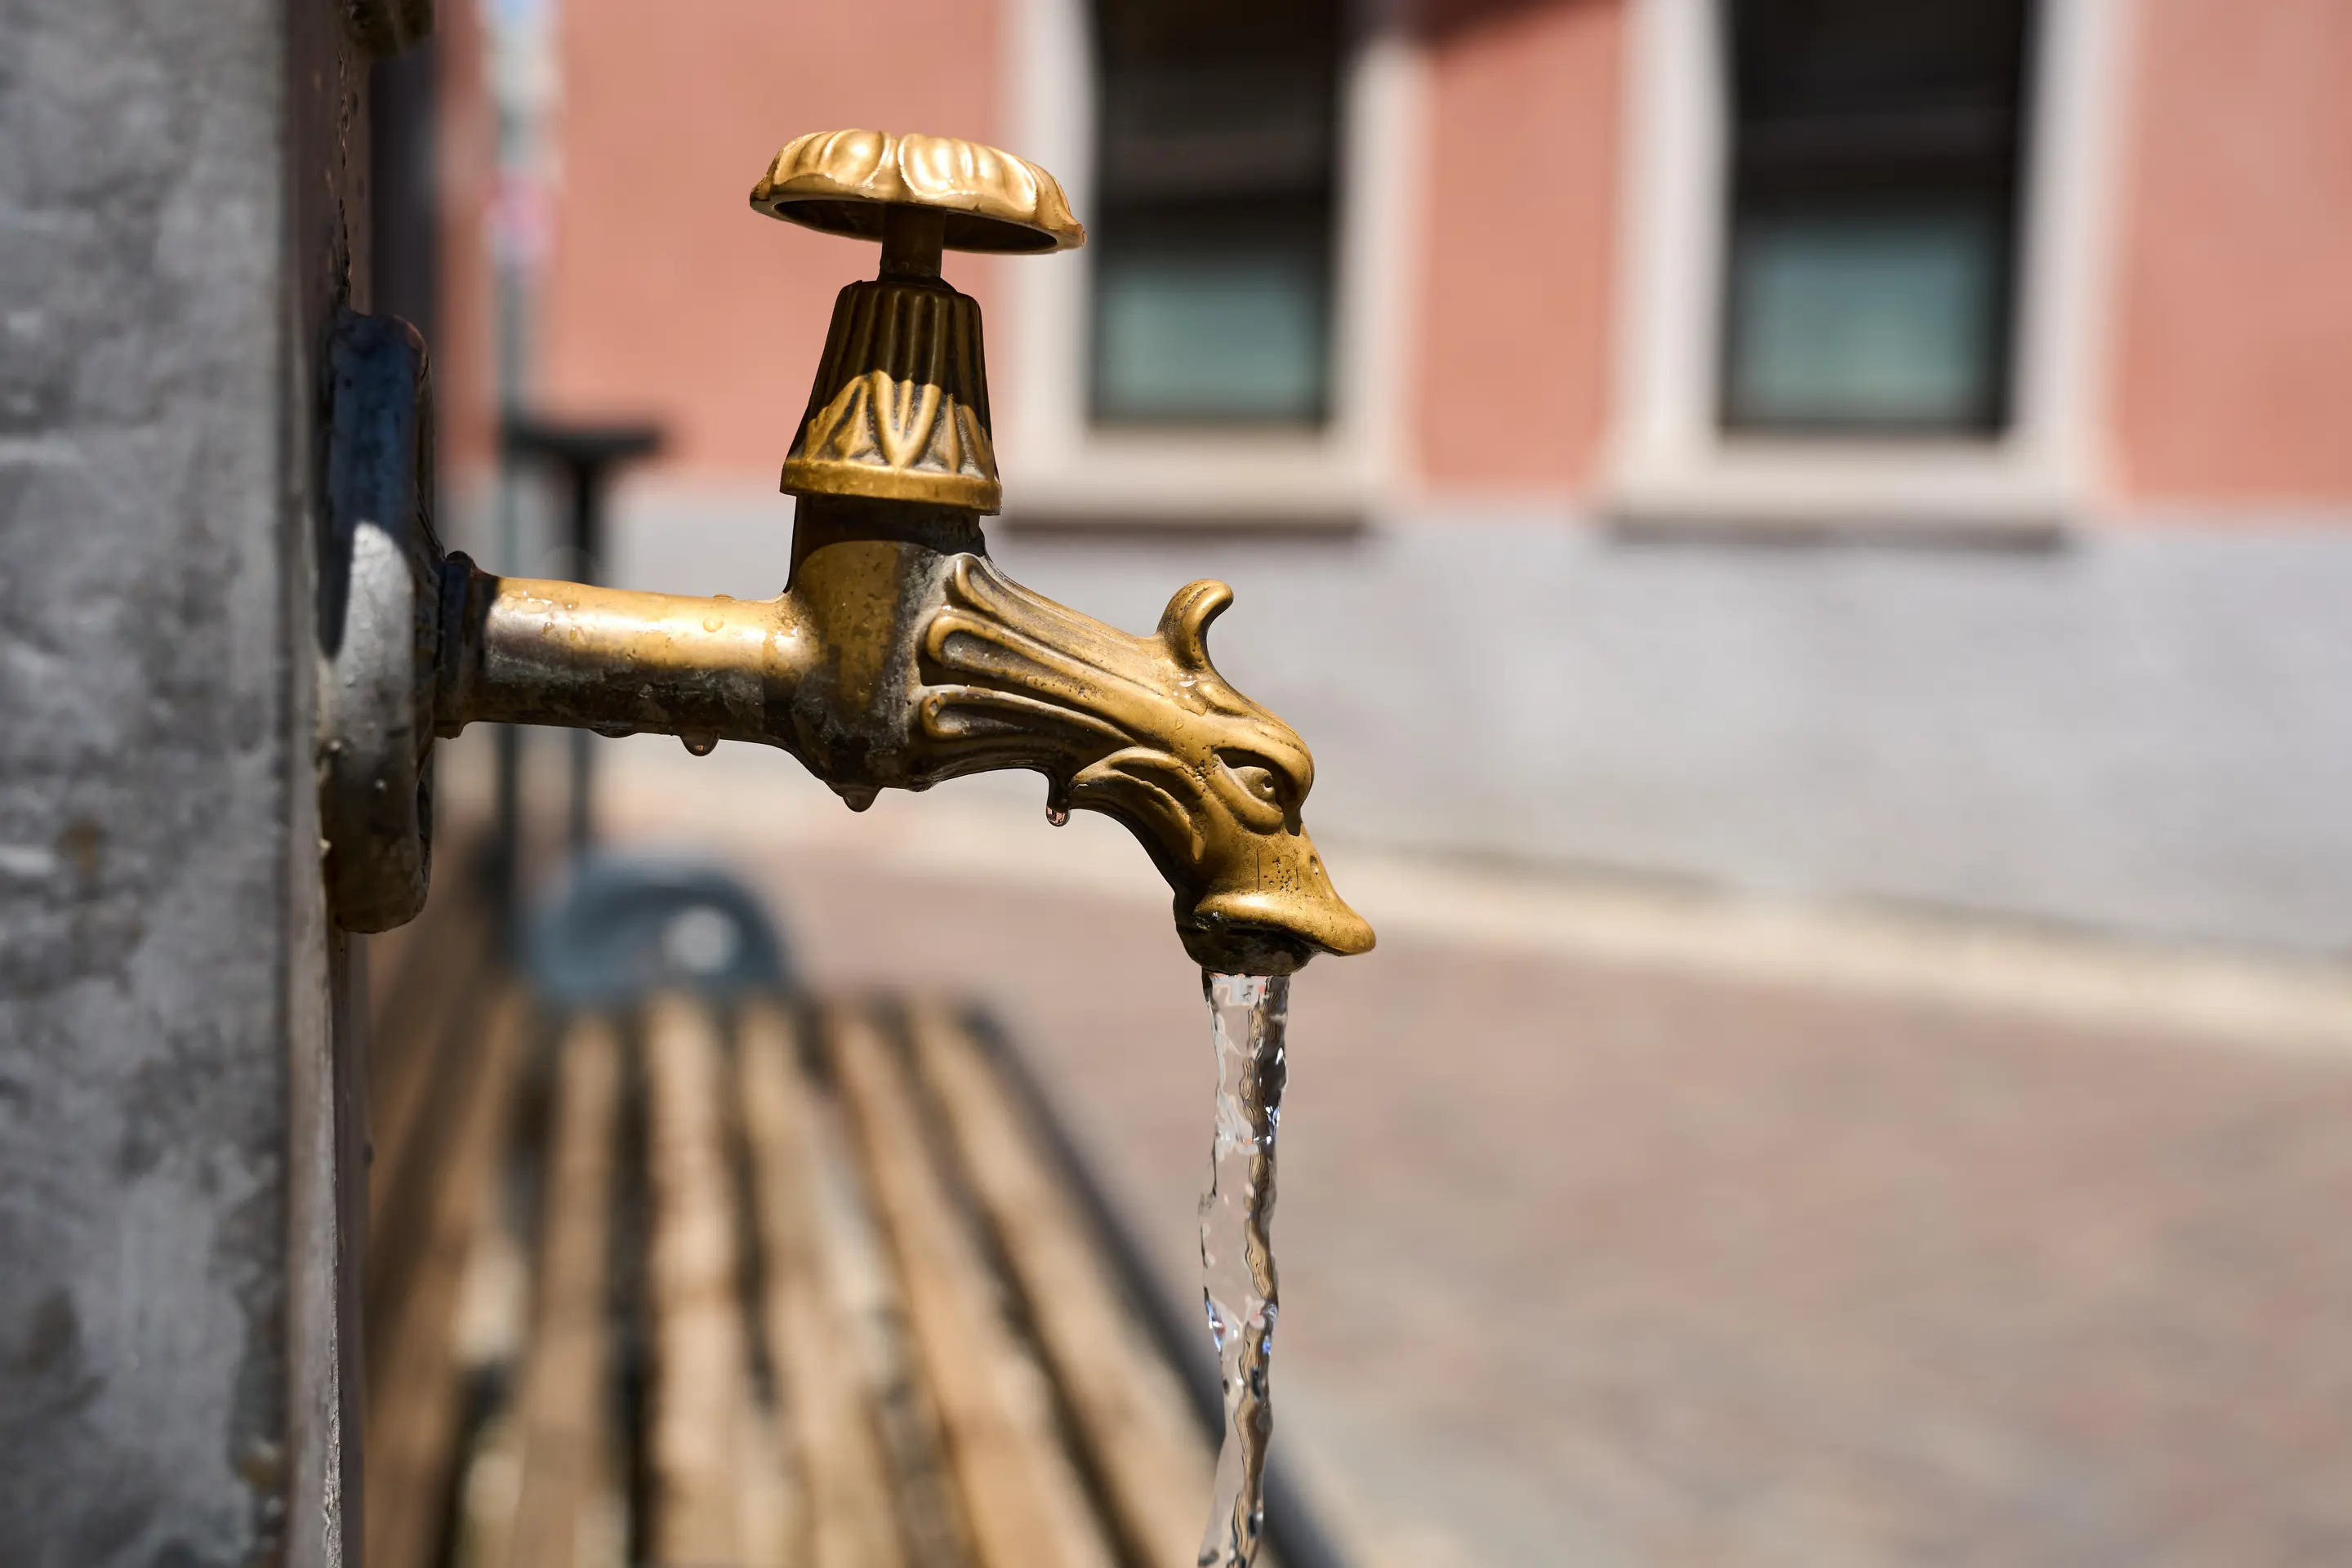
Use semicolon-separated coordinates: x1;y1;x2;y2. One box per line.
598;483;2352;957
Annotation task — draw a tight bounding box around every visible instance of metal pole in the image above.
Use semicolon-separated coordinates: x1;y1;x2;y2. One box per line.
485;0;546;922
489;267;526;913
567;456;598;852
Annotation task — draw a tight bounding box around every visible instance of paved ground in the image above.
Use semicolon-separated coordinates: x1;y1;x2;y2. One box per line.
580;751;2352;1568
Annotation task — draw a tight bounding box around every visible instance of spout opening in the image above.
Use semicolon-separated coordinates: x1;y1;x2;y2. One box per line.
1178;915;1320;978
1178;890;1376;974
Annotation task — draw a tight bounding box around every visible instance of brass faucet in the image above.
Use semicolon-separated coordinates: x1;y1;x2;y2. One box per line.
430;130;1374;973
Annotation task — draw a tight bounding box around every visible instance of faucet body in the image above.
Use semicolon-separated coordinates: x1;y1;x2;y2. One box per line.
327;130;1373;970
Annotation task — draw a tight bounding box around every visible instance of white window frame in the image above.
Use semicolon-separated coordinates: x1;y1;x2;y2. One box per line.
1000;0;1425;523
1603;0;2132;533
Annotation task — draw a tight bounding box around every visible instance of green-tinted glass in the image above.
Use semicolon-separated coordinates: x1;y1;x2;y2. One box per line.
1726;206;2003;429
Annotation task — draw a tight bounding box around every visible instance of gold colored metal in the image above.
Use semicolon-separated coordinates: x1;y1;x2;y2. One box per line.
782;273;1000;512
915;556;1371;967
438;133;1371;972
770;147;1014;512
751;129;1085;254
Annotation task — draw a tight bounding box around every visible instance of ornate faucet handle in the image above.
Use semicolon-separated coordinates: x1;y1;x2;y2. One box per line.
750;129;1083;514
751;128;1085;256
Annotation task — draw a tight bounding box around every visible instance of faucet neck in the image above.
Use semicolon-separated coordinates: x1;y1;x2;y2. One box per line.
877;205;947;283
786;494;986;586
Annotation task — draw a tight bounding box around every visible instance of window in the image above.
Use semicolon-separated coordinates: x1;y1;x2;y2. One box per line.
1088;0;1344;425
1719;0;2036;434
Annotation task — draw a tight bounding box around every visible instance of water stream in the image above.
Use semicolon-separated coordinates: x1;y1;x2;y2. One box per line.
1196;971;1289;1568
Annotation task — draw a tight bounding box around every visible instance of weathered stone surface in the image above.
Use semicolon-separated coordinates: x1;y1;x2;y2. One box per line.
0;1;368;1562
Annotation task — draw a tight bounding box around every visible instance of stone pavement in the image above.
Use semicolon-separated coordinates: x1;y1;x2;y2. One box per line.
586;749;2352;1568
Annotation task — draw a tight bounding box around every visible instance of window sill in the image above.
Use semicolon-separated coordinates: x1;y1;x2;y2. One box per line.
1603;440;2080;544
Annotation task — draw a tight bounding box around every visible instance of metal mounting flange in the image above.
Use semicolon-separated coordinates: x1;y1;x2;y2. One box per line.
318;309;444;933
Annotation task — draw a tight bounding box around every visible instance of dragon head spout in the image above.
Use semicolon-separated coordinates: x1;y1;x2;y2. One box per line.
916;557;1375;973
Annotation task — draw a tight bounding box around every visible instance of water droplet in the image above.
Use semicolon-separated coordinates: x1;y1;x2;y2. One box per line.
837;783;879;813
590;724;635;739
702;614;724;632
679;731;718;757
1045;804;1069;827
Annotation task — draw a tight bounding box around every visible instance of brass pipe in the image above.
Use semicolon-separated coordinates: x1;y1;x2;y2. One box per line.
452;572;807;746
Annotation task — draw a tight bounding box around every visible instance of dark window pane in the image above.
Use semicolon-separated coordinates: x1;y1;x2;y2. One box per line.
1089;0;1343;425
1720;0;2034;434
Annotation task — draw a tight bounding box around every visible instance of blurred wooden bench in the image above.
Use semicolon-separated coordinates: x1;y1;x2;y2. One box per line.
362;898;1250;1568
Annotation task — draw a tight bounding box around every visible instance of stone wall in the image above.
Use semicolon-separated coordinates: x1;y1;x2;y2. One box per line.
0;1;369;1562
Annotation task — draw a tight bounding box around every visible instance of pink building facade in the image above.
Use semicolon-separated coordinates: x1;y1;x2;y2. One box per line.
439;0;2352;951
491;0;2352;518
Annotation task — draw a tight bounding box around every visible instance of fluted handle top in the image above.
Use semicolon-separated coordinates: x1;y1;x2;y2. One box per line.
750;129;1086;254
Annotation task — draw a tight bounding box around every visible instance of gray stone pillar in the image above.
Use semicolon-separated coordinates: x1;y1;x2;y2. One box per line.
0;1;409;1562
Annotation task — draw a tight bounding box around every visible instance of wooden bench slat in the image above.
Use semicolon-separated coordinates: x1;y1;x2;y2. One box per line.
644;991;767;1567
823;1002;1119;1568
367;893;497;1400
741;1001;912;1568
782;1034;975;1568
907;1003;1213;1568
502;1013;626;1568
368;890;489;1252
366;982;531;1568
